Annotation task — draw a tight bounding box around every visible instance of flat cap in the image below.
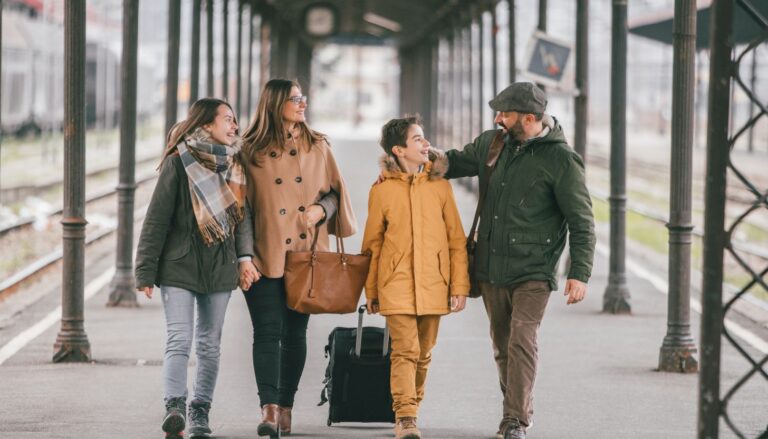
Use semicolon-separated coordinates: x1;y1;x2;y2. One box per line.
488;82;547;113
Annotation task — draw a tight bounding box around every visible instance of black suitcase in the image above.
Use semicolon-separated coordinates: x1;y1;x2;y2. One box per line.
319;305;394;426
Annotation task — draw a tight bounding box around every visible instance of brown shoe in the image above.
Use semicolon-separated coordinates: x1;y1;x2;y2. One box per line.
394;417;421;439
257;403;279;437
278;406;292;435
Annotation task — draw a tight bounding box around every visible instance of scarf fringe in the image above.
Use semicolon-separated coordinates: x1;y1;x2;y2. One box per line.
197;203;246;247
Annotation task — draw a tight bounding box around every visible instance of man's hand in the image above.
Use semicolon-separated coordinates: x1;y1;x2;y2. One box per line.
450;295;467;312
239;260;261;291
138;286;153;299
564;279;587;304
305;204;325;228
366;299;380;314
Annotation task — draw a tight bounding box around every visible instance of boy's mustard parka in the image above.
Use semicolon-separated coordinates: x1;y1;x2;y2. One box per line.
361;150;469;316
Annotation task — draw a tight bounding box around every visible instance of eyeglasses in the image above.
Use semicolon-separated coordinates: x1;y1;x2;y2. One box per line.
286;95;307;105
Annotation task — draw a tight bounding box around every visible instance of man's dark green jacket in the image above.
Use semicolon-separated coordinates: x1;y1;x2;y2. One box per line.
444;118;595;290
135;155;249;294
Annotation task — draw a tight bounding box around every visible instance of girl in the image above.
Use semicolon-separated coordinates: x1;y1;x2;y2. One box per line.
135;98;253;438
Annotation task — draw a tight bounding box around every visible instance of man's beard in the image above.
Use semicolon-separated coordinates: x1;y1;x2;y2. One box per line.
497;120;525;141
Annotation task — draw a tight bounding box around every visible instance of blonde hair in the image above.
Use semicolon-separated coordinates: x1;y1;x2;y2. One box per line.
241;79;326;165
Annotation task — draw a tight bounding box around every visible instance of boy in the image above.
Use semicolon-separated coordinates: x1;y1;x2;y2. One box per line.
362;115;470;439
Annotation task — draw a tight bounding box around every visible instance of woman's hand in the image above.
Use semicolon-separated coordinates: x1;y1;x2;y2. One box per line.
305;204;326;228
450;295;467;313
366;299;380;314
138;286;153;299
239;260;261;291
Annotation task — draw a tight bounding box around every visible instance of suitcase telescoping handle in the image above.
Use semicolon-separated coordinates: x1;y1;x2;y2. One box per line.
355;304;389;358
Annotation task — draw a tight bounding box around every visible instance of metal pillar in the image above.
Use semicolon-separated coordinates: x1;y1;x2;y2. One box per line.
658;0;698;373
206;0;215;97
574;0;588;161
698;0;733;435
490;5;498;96
54;0;91;363
245;5;254;122
602;0;631;314
107;0;140;308
164;0;181;139
508;0;516;83
453;23;462;146
259;13;270;91
0;0;3;200
222;0;229;99
477;5;485;133
747;49;757;153
190;0;201;104
235;1;243;117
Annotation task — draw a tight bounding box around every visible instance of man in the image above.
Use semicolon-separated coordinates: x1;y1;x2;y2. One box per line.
443;82;595;439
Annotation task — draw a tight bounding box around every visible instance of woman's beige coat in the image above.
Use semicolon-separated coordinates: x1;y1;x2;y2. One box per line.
362;151;469;316
244;137;356;278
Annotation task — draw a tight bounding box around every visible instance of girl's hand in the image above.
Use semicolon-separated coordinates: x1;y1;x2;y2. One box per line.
239;261;261;291
450;295;467;313
138;286;153;299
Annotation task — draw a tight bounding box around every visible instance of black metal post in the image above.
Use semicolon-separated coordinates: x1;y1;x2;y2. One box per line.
477;5;485;133
698;0;733;436
747;49;757;153
245;5;254;122
453;22;462;146
107;0;140;308
658;0;698;374
164;0;181;140
54;0;91;363
235;1;243;117
490;5;498;96
603;0;631;314
259;12;270;92
222;0;229;100
508;0;516;83
574;0;588;161
538;0;547;32
190;0;201;104
206;0;215;97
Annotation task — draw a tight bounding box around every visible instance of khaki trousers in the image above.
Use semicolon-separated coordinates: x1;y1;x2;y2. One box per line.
385;314;441;419
481;280;551;427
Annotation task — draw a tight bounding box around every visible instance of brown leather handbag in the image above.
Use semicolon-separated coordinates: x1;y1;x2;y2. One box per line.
284;226;370;314
467;131;505;298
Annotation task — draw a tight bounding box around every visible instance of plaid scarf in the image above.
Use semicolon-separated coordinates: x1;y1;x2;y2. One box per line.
177;128;247;246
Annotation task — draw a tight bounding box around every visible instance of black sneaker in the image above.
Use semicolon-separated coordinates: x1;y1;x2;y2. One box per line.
502;419;526;439
162;397;186;438
188;400;212;438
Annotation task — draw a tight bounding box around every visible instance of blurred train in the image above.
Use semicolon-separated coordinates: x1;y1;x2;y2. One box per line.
1;5;159;137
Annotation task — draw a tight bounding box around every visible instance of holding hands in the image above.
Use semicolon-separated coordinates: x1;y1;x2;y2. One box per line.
239;260;262;291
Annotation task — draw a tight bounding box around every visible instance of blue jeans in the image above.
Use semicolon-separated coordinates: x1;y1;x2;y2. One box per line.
161;285;231;403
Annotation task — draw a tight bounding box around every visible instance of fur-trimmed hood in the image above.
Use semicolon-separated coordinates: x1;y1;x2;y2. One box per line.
378;147;449;181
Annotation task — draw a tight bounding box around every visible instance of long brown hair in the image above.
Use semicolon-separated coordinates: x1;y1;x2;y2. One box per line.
240;79;325;165
161;98;237;163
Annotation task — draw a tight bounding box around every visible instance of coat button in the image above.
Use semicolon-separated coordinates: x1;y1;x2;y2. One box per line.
279;209;286;215
275;178;282;184
298;206;305;212
290;149;297;156
295;176;302;183
270;151;277;158
300;233;307;239
286;238;292;244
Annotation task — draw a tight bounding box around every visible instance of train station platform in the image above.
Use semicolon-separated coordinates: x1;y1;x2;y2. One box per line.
0;132;765;438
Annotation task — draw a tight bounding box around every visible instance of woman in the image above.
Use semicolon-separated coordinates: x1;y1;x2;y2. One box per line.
135;98;254;439
238;79;356;437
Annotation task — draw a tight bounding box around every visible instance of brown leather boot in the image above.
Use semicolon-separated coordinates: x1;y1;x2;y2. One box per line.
394;417;421;439
278;406;292;435
257;404;279;437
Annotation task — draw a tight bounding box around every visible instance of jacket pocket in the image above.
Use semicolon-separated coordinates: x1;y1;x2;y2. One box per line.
380;251;404;289
437;250;450;285
162;234;191;261
505;232;553;264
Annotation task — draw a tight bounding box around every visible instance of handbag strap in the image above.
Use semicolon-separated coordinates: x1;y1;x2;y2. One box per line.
308;202;346;254
468;130;505;242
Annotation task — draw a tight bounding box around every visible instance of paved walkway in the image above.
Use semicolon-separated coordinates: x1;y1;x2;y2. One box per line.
0;133;765;438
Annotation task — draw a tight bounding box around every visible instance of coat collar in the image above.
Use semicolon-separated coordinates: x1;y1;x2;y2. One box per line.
378;147;449;181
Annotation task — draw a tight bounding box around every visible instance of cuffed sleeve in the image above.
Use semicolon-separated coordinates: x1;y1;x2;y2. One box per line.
442;182;470;296
235;201;255;258
361;186;386;300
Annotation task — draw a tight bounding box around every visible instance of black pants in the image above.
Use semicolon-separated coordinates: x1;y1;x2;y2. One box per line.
243;276;310;407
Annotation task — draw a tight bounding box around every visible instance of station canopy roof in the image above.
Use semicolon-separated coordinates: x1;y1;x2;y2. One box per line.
261;0;469;46
629;0;768;50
